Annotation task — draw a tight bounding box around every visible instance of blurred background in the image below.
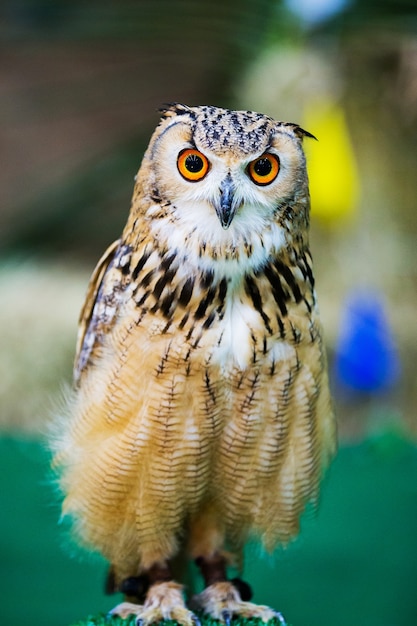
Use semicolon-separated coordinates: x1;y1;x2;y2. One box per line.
1;0;416;625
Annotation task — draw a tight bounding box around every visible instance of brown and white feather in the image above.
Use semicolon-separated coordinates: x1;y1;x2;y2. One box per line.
53;104;335;588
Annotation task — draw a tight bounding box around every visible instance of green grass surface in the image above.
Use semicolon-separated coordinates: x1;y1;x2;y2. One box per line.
1;430;417;626
71;616;287;626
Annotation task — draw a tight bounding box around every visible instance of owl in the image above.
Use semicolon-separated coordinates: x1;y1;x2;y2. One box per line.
52;103;336;626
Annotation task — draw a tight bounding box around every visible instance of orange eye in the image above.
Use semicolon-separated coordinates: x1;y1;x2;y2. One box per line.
248;153;280;185
177;149;210;181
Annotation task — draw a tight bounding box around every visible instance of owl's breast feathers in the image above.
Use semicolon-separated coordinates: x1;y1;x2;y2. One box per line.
65;237;334;558
76;236;320;381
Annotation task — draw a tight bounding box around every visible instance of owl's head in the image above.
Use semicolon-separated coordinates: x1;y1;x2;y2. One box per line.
132;104;315;272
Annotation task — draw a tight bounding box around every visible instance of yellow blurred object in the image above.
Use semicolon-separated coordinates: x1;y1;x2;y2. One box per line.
304;100;360;226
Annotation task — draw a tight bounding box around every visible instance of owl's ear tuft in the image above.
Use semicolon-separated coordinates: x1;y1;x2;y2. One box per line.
159;103;193;119
286;123;317;141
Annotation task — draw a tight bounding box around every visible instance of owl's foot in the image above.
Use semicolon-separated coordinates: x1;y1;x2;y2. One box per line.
109;581;199;626
190;581;286;625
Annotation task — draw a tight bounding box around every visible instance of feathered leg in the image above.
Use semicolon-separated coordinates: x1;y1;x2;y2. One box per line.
187;508;286;626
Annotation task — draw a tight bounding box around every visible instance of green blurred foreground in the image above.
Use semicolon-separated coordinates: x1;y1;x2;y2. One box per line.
73;615;285;626
1;431;417;626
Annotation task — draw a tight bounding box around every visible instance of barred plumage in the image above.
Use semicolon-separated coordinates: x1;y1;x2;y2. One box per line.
53;103;336;625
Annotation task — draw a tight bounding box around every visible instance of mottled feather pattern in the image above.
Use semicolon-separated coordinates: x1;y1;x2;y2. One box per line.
53;104;335;620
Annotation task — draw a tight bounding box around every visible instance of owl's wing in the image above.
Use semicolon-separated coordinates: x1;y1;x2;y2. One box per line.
74;238;121;383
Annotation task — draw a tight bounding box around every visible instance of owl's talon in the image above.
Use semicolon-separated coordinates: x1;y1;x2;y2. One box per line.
191;615;202;626
221;610;232;626
108;601;143;620
273;611;287;626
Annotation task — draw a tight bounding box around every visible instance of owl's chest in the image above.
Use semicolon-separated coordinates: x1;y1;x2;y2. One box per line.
126;261;310;381
181;287;298;376
206;297;268;370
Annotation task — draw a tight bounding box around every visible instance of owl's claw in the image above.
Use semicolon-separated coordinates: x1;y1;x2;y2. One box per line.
108;601;143;620
221;610;232;626
273;611;287;626
190;581;284;624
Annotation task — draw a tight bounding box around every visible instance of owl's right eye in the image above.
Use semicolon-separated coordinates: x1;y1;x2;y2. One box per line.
177;149;210;182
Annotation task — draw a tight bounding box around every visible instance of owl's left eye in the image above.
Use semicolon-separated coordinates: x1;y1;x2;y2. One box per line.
177;149;210;182
247;153;280;185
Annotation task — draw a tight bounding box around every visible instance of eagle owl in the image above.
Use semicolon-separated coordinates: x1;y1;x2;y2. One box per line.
53;103;336;625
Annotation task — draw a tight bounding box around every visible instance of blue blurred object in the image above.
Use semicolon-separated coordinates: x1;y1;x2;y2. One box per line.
285;0;351;25
334;290;401;396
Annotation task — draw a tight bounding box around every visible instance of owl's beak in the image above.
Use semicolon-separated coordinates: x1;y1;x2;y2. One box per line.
216;173;237;229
